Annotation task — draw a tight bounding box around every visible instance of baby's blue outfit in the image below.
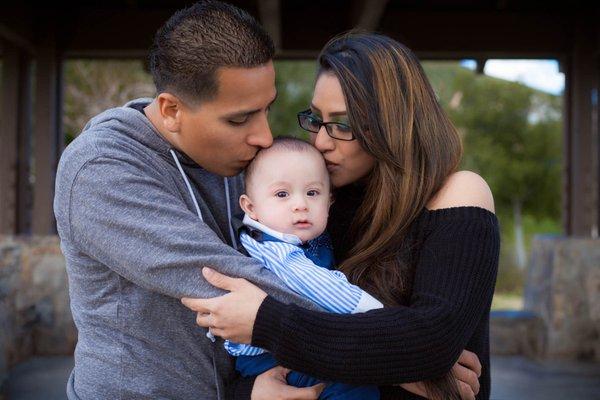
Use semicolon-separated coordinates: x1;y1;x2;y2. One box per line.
228;215;381;400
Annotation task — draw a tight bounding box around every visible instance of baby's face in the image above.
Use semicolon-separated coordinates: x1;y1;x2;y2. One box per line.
241;149;331;243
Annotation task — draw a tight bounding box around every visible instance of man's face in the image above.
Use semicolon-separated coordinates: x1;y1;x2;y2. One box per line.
242;149;331;243
177;62;276;176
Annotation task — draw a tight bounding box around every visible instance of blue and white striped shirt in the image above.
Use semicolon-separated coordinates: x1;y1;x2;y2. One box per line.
225;215;383;357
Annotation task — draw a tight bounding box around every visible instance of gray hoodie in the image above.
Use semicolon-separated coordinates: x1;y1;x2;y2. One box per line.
54;98;320;399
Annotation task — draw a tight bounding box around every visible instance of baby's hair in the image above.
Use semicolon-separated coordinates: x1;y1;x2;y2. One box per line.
244;136;325;189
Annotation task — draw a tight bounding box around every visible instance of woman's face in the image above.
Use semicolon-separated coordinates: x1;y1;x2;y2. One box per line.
309;73;376;188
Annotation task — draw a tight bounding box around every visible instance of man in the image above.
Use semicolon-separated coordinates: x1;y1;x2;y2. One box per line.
54;2;321;399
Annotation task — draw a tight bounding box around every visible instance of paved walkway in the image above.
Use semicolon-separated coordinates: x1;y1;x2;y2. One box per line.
6;355;600;399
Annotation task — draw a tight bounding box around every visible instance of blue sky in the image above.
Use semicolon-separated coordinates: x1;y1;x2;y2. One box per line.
460;59;565;95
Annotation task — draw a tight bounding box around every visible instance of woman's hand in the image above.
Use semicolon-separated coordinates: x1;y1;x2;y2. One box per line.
252;366;325;400
452;349;481;398
181;267;267;343
399;349;481;399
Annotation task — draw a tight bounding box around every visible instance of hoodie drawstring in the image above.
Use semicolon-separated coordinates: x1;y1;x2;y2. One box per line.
170;148;223;400
224;177;238;249
170;149;203;222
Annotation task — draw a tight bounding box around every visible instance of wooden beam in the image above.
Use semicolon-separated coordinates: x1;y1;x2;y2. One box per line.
32;28;62;234
0;25;34;54
353;0;389;31
564;21;599;237
0;42;18;234
0;42;32;234
257;0;281;50
16;51;33;235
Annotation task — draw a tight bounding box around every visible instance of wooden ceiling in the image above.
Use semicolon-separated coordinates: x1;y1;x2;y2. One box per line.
1;1;598;59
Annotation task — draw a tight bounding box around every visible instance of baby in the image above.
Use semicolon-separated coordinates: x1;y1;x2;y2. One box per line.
225;137;383;399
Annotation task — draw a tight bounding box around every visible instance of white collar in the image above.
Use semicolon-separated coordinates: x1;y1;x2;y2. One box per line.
242;214;303;245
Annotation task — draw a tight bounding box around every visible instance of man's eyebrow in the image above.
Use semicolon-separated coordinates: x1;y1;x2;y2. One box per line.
310;103;347;117
224;93;278;119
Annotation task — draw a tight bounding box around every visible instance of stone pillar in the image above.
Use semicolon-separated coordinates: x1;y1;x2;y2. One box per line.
0;237;76;396
524;235;600;361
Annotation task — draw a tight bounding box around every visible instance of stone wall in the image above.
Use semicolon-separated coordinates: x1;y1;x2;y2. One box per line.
0;236;76;394
524;235;600;361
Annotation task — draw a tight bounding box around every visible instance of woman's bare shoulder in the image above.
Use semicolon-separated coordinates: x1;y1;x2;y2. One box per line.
426;171;495;213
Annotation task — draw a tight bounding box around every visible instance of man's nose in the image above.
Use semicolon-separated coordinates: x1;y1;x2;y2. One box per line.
248;115;273;149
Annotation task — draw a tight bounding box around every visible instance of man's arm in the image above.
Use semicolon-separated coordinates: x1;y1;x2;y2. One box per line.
63;155;321;309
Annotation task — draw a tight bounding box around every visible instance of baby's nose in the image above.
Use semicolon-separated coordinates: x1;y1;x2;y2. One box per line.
293;198;308;211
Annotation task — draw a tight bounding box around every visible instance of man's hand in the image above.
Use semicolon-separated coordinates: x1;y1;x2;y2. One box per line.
181;267;267;344
252;366;325;400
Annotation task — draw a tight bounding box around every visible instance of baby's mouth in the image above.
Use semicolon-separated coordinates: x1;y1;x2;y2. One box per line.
293;220;312;228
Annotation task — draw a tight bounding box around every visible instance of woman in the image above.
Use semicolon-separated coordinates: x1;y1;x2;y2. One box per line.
183;32;499;399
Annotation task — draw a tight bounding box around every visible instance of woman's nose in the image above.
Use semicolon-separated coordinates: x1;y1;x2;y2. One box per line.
313;126;335;152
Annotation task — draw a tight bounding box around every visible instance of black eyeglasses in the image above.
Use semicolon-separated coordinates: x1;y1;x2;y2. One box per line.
297;109;355;141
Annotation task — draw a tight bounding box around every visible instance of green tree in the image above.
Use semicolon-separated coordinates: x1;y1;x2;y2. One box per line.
448;71;562;269
63;60;154;144
269;60;317;139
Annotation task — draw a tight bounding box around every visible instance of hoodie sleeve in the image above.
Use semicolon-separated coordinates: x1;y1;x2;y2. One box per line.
62;154;321;309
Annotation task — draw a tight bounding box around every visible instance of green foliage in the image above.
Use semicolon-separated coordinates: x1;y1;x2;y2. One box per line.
448;72;562;219
270;60;317;139
423;62;563;301
63;60;154;144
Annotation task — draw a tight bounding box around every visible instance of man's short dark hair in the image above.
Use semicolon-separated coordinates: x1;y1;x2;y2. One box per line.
149;0;274;104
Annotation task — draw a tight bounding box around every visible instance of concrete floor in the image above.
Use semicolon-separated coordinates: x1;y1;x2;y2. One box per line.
6;355;600;399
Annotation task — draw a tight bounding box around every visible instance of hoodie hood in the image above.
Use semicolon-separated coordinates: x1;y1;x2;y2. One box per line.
81;97;174;159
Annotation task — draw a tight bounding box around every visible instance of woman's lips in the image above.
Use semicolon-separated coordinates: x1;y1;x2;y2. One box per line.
325;160;339;173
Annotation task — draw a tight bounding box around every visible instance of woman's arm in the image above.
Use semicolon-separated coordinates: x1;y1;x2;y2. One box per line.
251;212;498;384
184;172;497;385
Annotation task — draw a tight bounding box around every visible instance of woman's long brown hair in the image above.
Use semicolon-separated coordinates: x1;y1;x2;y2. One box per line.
318;32;463;399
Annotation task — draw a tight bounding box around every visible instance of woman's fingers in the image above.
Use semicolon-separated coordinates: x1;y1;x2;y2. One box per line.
202;267;245;291
453;363;480;395
457;349;482;377
181;296;217;313
195;312;213;328
458;381;476;400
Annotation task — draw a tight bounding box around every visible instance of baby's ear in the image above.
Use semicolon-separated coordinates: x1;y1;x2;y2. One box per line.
239;194;256;218
329;192;335;206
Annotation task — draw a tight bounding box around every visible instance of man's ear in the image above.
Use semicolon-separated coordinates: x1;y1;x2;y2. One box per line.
239;194;257;219
156;93;182;133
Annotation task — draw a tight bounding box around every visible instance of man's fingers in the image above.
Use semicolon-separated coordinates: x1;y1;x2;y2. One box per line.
458;350;482;377
202;267;243;291
271;366;291;377
282;383;325;400
458;381;476;400
454;363;480;395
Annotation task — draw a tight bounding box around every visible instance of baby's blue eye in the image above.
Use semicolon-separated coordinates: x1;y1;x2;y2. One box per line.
275;191;288;198
307;190;319;197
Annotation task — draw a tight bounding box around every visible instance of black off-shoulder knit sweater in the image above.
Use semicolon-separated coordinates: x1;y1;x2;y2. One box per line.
231;183;500;399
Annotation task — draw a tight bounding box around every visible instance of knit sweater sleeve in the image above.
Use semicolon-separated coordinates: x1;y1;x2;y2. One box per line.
251;207;500;385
